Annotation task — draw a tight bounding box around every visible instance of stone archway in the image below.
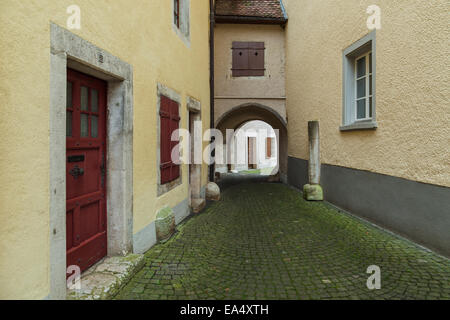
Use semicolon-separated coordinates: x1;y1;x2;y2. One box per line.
215;103;288;182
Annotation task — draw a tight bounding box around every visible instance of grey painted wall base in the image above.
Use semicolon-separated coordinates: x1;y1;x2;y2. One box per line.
133;220;157;255
287;157;309;189
201;186;206;199
133;197;190;254
287;156;450;257
173;198;190;225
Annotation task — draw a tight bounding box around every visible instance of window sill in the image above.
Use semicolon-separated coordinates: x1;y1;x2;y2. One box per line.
157;175;182;197
340;121;378;132
173;24;190;48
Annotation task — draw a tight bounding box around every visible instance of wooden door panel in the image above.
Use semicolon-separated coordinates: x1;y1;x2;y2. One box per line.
66;210;74;250
66;69;107;275
66;148;101;199
67;233;107;272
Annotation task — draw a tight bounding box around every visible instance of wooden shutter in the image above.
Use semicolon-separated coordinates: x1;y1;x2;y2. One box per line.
248;42;265;76
232;41;265;77
170;98;180;180
266;137;272;158
160;95;180;184
232;42;249;77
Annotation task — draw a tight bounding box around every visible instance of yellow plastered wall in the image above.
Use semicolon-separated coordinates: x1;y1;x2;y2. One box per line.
284;0;450;187
0;0;210;299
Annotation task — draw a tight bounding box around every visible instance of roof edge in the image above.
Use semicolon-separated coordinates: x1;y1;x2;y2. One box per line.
279;0;288;20
215;15;287;25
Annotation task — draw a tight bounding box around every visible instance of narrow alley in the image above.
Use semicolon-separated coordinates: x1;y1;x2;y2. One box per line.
116;177;450;300
1;0;449;304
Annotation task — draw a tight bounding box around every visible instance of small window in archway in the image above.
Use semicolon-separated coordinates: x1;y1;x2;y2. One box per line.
232;42;265;77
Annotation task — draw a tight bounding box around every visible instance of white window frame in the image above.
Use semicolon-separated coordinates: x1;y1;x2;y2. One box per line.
354;51;373;121
341;31;377;131
172;0;190;47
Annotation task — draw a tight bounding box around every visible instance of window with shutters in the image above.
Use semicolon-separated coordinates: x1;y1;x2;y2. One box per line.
160;95;180;185
157;84;183;196
232;42;265;77
173;0;190;46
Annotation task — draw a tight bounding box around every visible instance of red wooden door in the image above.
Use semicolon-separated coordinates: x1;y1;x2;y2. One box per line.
66;69;107;274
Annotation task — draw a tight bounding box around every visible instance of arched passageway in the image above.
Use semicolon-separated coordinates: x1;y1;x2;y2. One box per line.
215;103;288;182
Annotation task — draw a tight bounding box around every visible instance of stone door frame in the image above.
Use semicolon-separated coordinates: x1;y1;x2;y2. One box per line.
50;23;134;299
187;97;202;208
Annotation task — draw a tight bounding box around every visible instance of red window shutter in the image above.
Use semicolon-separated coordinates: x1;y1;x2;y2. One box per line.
174;0;180;28
160;96;172;184
160;95;180;185
170;99;180;181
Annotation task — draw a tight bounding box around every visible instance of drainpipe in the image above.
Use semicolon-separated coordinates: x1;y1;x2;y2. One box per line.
209;0;215;182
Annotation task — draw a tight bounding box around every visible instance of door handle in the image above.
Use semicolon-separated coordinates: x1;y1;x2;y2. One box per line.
69;165;84;179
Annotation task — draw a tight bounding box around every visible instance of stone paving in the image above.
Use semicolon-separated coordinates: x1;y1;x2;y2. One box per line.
116;180;450;300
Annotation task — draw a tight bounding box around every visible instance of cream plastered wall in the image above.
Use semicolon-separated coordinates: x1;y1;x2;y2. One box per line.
284;0;450;187
214;23;286;123
0;0;210;299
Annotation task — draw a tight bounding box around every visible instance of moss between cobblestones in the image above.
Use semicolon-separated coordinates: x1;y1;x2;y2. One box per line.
116;182;450;300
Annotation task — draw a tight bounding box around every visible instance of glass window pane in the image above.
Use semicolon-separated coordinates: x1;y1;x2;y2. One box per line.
357;78;366;98
81;86;89;111
357;56;366;78
369;75;373;95
369;53;373;74
66;111;72;137
357;99;366;119
369;97;373;118
91;116;98;138
91;89;98;113
81;114;89;137
67;82;73;109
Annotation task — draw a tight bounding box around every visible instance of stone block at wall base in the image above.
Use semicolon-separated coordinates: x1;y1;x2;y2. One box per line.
155;206;176;243
67;254;145;300
191;198;206;214
206;182;221;201
303;184;324;201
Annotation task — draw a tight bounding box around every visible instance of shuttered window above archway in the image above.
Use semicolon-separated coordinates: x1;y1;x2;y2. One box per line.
232;42;265;77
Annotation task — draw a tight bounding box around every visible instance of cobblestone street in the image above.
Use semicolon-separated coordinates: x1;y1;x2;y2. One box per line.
116;179;450;300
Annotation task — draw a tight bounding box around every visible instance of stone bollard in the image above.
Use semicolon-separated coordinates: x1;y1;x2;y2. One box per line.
303;121;324;201
206;182;221;201
191;198;206;214
155;206;176;243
